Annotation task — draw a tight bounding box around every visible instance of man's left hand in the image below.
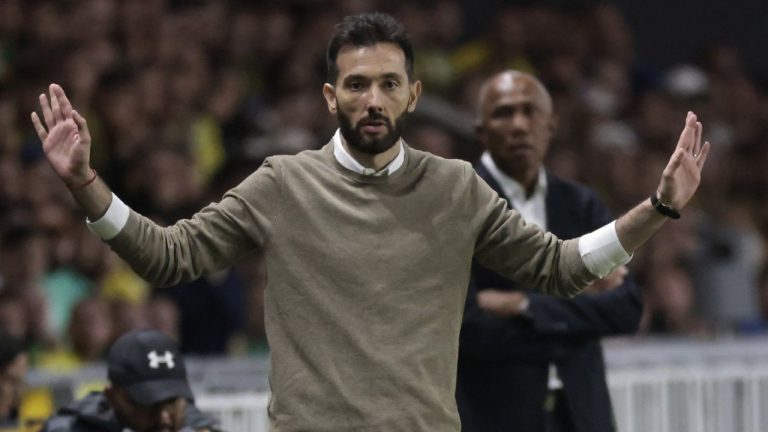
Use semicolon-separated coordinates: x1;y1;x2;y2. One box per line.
656;111;710;210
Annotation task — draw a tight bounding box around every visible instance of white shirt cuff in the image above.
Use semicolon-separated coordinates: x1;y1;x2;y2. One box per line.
86;193;130;240
578;221;632;278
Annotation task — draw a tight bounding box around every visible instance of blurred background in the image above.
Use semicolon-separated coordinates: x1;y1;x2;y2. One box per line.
1;0;768;430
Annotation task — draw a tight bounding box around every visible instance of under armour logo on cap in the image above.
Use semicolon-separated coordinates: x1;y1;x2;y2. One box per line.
147;350;175;369
107;330;193;406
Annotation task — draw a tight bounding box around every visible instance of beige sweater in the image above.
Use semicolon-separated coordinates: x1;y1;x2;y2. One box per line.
108;142;594;431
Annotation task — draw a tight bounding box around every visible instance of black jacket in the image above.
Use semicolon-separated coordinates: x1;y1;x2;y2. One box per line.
457;164;643;432
40;392;220;432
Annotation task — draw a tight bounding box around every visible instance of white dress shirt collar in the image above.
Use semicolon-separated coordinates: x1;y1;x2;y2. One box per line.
332;129;405;176
480;151;548;229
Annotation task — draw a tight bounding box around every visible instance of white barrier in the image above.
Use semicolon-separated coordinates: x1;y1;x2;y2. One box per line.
608;361;768;432
604;338;768;432
196;392;269;432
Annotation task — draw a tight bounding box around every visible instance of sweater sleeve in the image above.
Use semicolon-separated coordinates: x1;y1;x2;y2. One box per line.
105;158;282;287
468;166;595;297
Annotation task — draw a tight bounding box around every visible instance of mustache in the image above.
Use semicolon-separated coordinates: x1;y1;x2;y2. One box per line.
356;113;392;129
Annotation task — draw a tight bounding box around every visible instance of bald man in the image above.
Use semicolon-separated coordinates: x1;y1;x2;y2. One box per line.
456;71;643;432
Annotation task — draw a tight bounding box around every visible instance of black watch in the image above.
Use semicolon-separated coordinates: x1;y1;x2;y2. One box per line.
650;194;681;219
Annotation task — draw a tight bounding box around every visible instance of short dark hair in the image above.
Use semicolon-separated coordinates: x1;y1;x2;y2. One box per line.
326;13;414;84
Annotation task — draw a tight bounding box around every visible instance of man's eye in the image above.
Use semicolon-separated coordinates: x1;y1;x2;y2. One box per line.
349;82;363;91
385;80;399;89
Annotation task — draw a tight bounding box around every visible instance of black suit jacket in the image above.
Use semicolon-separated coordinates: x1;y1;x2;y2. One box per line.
457;163;643;432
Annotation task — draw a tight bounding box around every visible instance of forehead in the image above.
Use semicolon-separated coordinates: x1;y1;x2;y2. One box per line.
483;75;547;110
335;43;407;79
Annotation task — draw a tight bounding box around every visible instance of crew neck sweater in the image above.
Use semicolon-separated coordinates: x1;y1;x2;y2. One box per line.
107;141;593;431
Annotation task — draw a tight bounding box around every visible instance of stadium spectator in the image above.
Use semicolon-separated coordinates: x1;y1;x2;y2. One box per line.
40;330;220;432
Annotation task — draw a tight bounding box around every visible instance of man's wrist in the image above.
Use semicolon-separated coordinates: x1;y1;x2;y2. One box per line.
65;167;95;185
650;193;681;219
66;168;98;190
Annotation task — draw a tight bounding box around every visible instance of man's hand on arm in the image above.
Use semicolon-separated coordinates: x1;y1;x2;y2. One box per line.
477;290;529;318
584;265;628;294
31;84;113;221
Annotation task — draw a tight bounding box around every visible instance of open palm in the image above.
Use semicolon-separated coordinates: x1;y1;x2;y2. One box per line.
30;84;93;185
657;112;711;210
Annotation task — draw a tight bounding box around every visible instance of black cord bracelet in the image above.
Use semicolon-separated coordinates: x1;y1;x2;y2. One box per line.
650;194;681;219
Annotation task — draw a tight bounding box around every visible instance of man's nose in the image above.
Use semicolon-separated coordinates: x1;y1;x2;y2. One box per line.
510;112;530;133
363;86;384;113
154;402;174;426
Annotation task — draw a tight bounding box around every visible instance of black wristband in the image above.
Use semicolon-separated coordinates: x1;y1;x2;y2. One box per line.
650;194;681;219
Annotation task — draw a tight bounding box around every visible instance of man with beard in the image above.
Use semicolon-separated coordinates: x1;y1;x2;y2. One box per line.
31;13;709;431
456;71;642;432
41;330;219;432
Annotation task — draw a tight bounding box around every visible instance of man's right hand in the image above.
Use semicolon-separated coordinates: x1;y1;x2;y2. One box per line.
477;290;529;318
30;84;93;186
584;265;629;294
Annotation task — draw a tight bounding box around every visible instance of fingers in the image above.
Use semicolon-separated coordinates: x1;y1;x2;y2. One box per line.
49;84;63;123
39;93;54;129
51;84;73;120
676;111;697;152
72;110;91;142
30;112;48;141
665;147;684;174
696;141;711;169
693;121;702;156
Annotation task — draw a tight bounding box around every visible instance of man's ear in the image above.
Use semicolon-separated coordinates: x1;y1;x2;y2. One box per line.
407;80;422;112
322;83;337;114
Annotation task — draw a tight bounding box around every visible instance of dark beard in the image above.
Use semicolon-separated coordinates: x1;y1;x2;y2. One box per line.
337;109;407;155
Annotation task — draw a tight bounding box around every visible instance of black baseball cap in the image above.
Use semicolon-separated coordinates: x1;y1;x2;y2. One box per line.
107;330;193;406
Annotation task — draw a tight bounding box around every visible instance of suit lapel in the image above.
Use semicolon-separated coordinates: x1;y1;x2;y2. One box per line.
475;163;513;210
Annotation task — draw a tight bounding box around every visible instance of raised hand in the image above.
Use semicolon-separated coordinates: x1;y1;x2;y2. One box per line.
30;84;93;186
656;112;711;210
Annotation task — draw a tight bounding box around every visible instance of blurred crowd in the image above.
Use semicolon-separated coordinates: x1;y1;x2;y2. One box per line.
1;0;768;373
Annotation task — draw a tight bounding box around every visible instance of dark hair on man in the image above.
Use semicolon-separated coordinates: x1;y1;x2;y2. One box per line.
326;13;415;84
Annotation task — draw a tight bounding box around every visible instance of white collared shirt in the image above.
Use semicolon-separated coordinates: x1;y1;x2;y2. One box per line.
480;152;548;230
332;129;405;176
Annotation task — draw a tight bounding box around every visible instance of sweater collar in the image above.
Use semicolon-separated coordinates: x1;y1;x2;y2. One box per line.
332;129;405;176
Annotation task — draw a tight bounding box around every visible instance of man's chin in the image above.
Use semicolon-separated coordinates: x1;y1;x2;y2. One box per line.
354;140;397;155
